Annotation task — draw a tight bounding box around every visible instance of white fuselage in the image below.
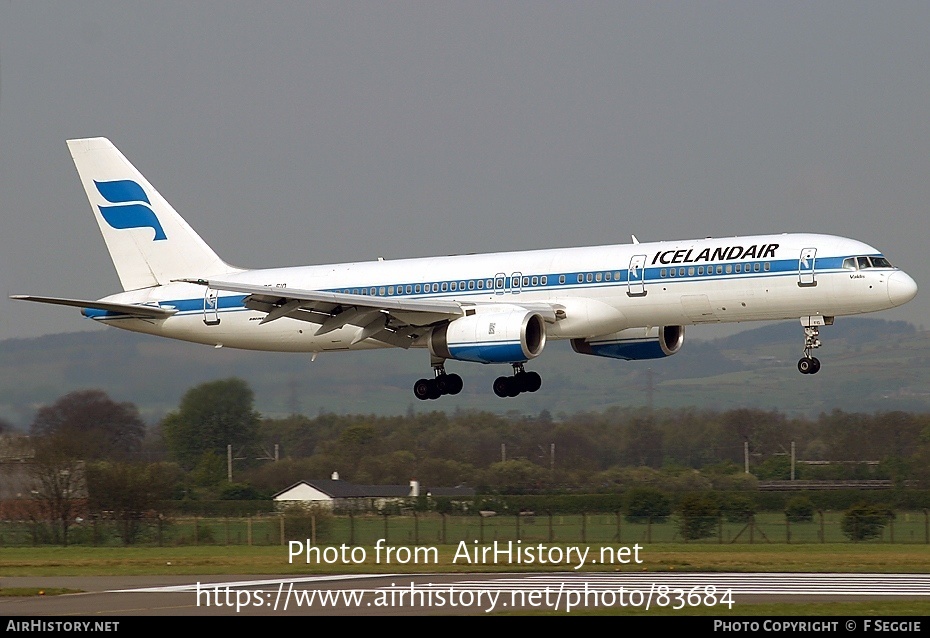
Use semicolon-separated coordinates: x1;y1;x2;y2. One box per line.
94;232;915;354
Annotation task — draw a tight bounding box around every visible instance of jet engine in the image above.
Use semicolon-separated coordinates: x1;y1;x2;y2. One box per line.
429;309;546;364
571;326;684;360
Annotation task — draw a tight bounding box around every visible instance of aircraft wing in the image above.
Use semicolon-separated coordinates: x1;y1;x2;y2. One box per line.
10;295;177;318
184;278;558;349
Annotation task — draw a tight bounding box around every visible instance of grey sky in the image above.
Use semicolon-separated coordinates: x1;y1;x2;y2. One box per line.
2;2;928;341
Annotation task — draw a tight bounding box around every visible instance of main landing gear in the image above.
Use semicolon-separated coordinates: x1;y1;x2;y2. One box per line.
413;365;463;401
493;363;542;398
412;362;544;399
797;323;822;375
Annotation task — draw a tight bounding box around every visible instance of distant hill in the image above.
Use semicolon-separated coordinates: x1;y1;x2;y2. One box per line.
1;318;927;428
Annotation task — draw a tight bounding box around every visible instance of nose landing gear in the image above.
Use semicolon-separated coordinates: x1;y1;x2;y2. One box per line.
797;317;830;375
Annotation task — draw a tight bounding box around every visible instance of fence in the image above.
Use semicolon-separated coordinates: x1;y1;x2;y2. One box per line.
2;510;929;547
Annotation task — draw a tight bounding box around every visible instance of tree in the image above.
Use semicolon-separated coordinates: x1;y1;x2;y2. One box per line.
677;493;720;541
160;378;260;468
29;433;87;546
784;496;815;523
30;390;145;461
842;504;894;541
86;462;178;545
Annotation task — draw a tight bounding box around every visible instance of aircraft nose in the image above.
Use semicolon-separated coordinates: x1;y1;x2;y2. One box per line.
887;271;918;307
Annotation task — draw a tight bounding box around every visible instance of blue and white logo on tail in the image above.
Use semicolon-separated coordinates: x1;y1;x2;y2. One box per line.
94;179;167;241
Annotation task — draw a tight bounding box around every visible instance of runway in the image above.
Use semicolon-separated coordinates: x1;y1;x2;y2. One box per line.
3;572;930;616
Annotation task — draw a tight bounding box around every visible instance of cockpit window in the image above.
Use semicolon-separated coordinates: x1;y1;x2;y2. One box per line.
847;255;894;270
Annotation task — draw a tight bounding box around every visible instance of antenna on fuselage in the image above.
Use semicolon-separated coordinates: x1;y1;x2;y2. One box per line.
631;235;640;245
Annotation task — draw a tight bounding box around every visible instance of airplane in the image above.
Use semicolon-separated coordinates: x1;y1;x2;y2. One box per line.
12;138;918;400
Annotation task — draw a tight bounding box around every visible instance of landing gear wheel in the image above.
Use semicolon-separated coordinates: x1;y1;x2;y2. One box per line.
413;378;432;400
798;357;814;374
524;371;542;392
809;357;821;374
493;376;510;398
446;373;464;395
436;375;453;395
426;379;442;400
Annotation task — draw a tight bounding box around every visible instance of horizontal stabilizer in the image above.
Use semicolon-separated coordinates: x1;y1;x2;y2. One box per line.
10;295;176;318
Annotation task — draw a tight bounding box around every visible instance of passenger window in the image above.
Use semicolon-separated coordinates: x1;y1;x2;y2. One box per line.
441;282;448;291
541;276;547;285
697;266;704;275
432;283;439;292
586;273;593;282
725;265;732;274
661;268;667;278
406;285;412;294
614;272;622;280
450;282;457;291
669;268;676;277
679;268;685;276
379;287;386;295
468;281;475;290
369;287;376;295
522;277;529;286
388;286;394;295
735;264;741;273
496;278;504;288
764;263;771;271
486;279;493;288
559;275;565;284
477;280;483;290
688;267;694;276
605;272;612;281
531;276;538;286
716;265;723;275
753;263;760;272
577;274;583;283
595;272;602;282
414;284;421;293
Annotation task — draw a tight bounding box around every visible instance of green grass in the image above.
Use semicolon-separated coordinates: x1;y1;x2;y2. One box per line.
3;543;930;577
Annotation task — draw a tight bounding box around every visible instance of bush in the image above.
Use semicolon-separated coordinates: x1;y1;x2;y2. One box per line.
624;487;672;523
281;505;333;542
720;494;755;524
677;493;720;541
784;496;815;523
841;504;894;541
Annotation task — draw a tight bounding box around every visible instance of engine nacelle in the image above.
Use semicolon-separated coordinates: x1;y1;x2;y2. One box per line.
571;326;684;360
429;310;547;364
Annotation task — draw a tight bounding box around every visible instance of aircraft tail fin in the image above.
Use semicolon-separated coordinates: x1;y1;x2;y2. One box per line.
67;137;239;291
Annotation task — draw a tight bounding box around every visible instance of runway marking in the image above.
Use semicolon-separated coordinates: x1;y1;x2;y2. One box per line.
111;572;930;597
109;573;398;593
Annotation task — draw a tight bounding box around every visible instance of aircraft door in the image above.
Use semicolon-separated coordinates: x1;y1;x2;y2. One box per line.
203;288;221;325
627;254;647;297
798;248;817;287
